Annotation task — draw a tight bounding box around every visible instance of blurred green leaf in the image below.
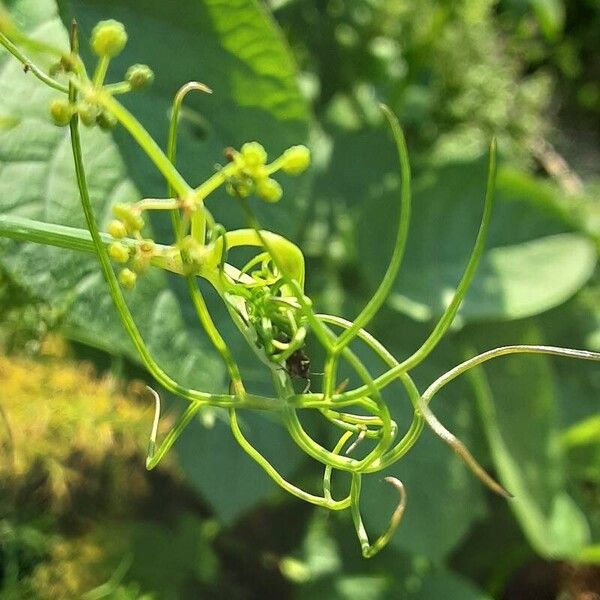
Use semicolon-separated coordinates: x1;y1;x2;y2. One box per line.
292;509;493;599
356;148;596;324
0;0;309;519
529;0;565;41
562;415;600;483
126;514;219;596
465;321;591;558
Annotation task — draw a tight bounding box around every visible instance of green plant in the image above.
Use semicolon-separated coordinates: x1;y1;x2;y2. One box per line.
0;13;598;560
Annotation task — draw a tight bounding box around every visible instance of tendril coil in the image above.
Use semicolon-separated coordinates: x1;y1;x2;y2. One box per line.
0;15;598;557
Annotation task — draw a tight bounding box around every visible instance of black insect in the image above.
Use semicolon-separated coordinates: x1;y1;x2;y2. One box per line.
286;348;311;392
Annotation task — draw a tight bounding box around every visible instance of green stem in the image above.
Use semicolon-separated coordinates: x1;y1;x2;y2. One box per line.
230;408;350;510
166;82;245;393
168;81;212;243
335;138;497;404
317;314;425;471
333;105;411;353
93;89;192;199
0;31;69;93
92;55;109;87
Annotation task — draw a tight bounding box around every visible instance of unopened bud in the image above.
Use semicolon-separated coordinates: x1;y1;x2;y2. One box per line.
240;142;267;168
256;178;283;203
49;99;73;127
281;145;310;175
107;220;127;239
108;242;130;263
118;268;137;289
125;64;154;90
91;19;128;58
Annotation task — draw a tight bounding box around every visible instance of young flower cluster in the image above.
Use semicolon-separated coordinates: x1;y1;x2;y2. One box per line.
224;142;310;202
107;203;155;289
49;19;154;130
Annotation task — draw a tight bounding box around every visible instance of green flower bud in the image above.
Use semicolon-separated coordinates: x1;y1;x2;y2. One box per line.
179;235;203;264
108;242;130;263
118;268;137;289
78;103;99;127
111;204;144;233
107;219;127;239
226;179;252;198
281;145;310;175
49;99;73;127
96;110;117;131
91;19;128;58
132;252;150;274
240;142;267;168
256;177;283;203
125;64;155;90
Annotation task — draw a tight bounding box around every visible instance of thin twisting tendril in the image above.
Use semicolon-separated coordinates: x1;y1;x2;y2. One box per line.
0;18;598;558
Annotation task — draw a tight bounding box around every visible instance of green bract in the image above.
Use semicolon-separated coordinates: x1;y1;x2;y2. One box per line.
0;17;598;560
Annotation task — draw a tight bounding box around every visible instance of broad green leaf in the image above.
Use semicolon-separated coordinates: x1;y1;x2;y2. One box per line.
355;146;596;324
125;514;220;594
465;321;591;558
58;0;310;238
0;0;310;519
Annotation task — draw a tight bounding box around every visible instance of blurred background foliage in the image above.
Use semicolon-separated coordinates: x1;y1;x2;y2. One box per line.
0;0;599;597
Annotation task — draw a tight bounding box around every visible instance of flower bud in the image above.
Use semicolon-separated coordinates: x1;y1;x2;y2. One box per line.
125;64;154;90
78;103;99;127
118;268;137;289
49;99;73;127
256;178;283;203
107;220;127;239
96;110;117;131
226;180;252;198
240;142;267;168
132;252;150;274
91;19;128;58
108;242;130;263
112;204;144;233
281;145;310;175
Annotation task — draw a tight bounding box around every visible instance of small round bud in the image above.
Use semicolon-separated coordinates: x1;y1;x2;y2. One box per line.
118;268;137;289
240;142;267;168
78;103;99;127
96;110;117;131
281;145;310;175
125;64;154;90
91;19;128;58
111;204;144;233
179;235;204;265
132;252;150;274
108;242;130;263
49;99;73;127
226;180;252;198
256;178;283;203
107;220;127;239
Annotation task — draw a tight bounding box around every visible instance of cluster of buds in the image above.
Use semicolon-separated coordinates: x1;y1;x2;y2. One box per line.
49;19;154;129
106;203;155;289
229;253;307;366
224;142;310;203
